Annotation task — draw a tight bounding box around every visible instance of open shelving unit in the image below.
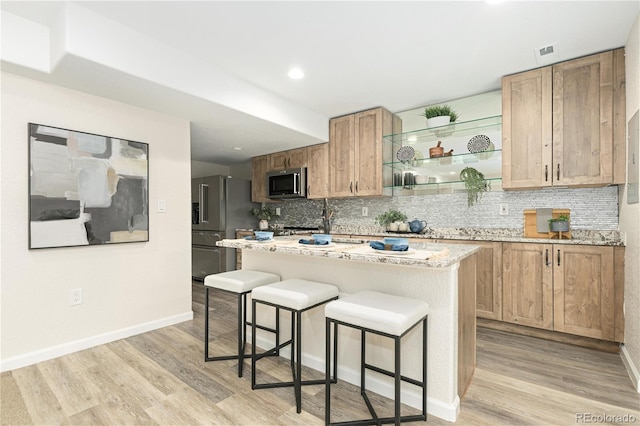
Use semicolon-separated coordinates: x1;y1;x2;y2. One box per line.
383;115;503;196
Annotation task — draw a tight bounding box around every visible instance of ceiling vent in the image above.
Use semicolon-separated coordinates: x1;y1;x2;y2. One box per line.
534;42;559;64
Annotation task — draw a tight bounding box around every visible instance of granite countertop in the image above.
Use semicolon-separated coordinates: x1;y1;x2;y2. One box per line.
236;227;624;247
218;236;479;268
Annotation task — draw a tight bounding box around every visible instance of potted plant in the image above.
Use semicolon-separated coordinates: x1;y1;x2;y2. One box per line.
250;206;276;230
421;104;459;128
460;167;490;207
375;209;407;232
548;214;570;232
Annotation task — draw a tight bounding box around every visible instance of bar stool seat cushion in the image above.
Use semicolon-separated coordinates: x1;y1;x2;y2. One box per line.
204;270;280;293
325;291;429;336
251;279;339;310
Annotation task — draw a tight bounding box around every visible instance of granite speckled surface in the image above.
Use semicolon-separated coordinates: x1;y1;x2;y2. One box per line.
239;226;624;246
218;236;478;268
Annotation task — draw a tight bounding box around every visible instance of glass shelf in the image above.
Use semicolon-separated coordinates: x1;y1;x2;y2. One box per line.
384;115;502;145
384;177;503;189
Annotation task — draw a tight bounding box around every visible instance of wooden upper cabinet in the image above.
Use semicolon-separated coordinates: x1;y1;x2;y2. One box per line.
329;107;396;198
251;154;270;203
502;48;625;189
306;143;329;199
502;242;554;330
553;51;614;186
329;114;356;197
502;67;552;189
270;147;307;171
553;245;615;340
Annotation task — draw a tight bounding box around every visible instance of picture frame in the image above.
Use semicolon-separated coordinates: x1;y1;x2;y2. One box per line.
28;123;149;249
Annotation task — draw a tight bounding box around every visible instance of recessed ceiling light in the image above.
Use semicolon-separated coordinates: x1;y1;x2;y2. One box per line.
233;147;244;151
288;67;305;80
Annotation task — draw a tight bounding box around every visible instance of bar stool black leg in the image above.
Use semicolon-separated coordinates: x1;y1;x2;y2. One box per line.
325;318;332;426
235;293;242;377
251;299;257;389
295;310;303;413
204;287;210;361
394;335;401;426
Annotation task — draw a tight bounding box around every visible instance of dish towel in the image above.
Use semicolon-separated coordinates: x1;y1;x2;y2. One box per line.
369;241;409;252
536;208;554;233
298;239;329;245
244;236;272;241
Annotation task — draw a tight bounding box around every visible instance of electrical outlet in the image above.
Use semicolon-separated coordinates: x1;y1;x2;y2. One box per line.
362;207;368;216
275;207;281;216
499;203;509;216
70;288;83;306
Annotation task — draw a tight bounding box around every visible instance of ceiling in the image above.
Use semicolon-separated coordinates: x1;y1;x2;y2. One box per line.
2;1;638;165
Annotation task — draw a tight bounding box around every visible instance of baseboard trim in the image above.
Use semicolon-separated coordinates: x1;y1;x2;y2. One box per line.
252;334;459;422
620;344;640;392
0;311;194;372
477;318;621;353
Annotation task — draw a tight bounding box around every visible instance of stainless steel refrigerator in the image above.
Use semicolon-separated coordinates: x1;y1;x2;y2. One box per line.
191;176;257;280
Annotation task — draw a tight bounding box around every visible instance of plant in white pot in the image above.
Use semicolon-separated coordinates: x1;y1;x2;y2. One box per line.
548;214;570;232
250;206;276;230
421;105;459;128
375;209;407;232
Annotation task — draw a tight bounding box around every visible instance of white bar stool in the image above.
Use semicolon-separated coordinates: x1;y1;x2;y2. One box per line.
251;279;339;413
204;270;280;377
324;291;429;426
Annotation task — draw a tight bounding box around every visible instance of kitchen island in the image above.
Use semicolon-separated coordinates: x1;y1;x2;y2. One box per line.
217;237;478;422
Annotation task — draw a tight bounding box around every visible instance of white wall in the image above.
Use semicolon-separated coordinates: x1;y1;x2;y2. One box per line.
0;72;193;371
620;13;640;391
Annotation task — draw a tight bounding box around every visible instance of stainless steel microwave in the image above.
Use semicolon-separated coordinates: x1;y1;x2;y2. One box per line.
266;168;307;199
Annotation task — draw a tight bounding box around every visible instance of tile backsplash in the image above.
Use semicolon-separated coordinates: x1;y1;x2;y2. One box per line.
270;186;619;231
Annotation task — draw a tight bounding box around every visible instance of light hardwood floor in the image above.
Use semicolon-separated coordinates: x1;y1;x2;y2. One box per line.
2;281;638;425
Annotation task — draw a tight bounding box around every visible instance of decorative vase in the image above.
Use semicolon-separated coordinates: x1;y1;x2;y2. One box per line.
426;116;451;128
258;219;269;230
387;222;399;232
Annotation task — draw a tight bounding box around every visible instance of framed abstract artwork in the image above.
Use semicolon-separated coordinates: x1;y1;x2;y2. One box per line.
28;123;149;249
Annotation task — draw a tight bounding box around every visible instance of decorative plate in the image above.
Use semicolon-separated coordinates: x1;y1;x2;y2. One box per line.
370;247;415;255
396;146;415;162
467;135;491;153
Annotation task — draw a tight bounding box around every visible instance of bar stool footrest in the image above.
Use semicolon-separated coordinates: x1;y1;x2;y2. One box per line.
364;363;424;388
329;414;426;426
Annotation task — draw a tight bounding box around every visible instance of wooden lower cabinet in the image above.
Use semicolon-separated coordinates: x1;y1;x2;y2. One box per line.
438;240;502;321
502;242;624;342
235;230;254;269
502;242;554;329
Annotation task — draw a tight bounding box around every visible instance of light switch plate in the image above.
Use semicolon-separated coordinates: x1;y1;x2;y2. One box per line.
158;199;167;213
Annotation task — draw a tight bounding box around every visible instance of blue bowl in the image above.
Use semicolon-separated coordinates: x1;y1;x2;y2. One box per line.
254;231;274;240
312;234;332;244
383;237;408;246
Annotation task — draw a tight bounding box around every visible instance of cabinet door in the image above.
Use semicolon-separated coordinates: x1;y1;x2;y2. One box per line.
329;114;356;197
553;245;615;340
502;243;553;330
251;154;270;203
306;143;329;199
502;67;552;189
442;240;502;320
270;148;308;170
553;51;614;186
270;151;289;171
354;108;385;196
